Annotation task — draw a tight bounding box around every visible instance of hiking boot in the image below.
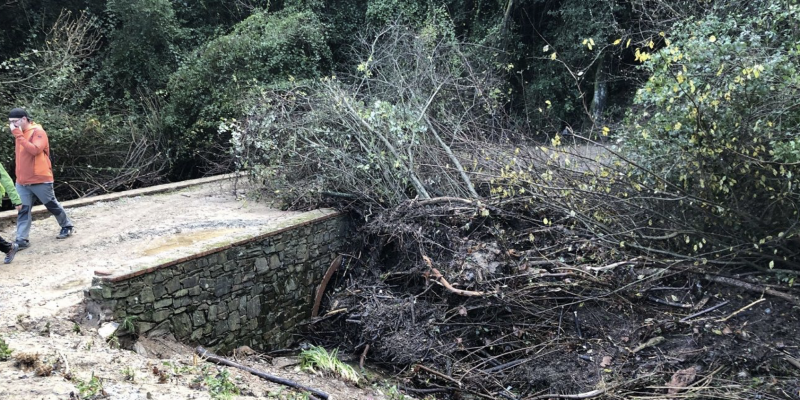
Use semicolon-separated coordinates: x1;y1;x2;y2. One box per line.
4;243;19;264
15;240;30;250
57;226;75;239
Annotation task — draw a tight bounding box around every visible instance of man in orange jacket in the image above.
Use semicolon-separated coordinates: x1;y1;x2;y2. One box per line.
8;108;74;250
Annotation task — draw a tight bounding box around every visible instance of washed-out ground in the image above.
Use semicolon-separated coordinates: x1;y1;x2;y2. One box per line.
0;179;393;400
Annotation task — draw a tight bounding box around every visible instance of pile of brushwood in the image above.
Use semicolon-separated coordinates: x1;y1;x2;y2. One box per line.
300;182;800;400
229;12;800;399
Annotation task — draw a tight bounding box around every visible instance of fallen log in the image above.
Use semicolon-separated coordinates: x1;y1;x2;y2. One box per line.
195;346;330;400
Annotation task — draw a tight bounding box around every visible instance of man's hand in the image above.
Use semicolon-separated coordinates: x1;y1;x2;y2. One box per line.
8;123;14;132
15;205;21;212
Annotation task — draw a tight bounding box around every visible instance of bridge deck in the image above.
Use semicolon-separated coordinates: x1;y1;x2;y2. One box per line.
0;176;303;324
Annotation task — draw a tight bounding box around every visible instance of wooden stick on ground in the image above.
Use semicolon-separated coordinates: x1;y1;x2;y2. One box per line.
679;300;730;323
195;346;330;400
703;274;800;306
717;298;766;323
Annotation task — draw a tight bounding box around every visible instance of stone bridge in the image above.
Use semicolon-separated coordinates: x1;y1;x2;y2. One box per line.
0;174;350;353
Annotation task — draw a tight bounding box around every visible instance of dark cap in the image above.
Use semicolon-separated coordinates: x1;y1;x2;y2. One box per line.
9;108;30;119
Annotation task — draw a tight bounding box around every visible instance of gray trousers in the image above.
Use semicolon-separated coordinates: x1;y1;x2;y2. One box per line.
15;182;73;242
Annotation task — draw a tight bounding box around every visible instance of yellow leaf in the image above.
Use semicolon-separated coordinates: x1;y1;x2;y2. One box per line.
550;52;557;60
709;35;717;42
626;38;631;48
545;100;552;108
769;260;774;269
648;40;654;49
658;31;665;37
602;126;610;136
589;38;595;46
674;122;682;130
613;38;622;45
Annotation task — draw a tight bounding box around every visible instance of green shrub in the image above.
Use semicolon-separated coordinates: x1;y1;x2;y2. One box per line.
0;336;12;361
618;5;800;264
163;8;332;163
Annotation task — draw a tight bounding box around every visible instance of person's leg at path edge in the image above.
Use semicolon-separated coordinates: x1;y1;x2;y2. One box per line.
14;183;34;248
31;183;74;238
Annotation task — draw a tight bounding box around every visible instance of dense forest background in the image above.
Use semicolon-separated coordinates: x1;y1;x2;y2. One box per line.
1;0;797;265
2;1;799;398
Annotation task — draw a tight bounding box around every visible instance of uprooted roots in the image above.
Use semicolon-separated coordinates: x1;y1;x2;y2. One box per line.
306;202;800;399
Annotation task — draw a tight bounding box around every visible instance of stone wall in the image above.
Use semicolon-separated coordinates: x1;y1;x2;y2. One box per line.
84;211;350;352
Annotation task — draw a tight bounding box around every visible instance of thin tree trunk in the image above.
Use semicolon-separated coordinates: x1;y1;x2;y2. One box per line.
424;116;479;199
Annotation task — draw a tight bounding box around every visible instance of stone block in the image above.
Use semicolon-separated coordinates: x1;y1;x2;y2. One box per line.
239;295;247;314
255;257;269;274
223;260;237;272
140;287;155;303
87;286;104;300
214;320;229;337
152;309;172;322
269;254;281;269
228;312;240;332
247;296;261;319
174;296;192;308
153;269;173;284
165;277;182;294
181;276;199;289
138;322;156;334
215;276;233;297
192;310;207;327
129;304;145;314
154;298;173;309
172;313;192;338
129;282;145;293
153;284;167;299
112;286;131;299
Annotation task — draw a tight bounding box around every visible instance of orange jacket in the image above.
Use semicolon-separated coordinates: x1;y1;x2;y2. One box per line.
12;123;54;185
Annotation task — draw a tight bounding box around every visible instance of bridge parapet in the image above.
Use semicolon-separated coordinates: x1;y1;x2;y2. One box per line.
84;210;350;352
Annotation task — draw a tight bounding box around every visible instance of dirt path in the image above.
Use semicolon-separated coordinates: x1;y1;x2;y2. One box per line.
0;179;392;400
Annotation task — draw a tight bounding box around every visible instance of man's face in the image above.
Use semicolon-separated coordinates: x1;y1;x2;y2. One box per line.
9;117;27;130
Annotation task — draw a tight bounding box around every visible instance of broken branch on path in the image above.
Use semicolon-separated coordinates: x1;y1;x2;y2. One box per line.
195;346;330;400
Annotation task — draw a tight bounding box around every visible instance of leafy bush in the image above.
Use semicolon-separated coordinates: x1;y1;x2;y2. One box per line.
100;0;185;95
0;335;12;361
230;19;509;208
618;5;800;265
163;8;332;164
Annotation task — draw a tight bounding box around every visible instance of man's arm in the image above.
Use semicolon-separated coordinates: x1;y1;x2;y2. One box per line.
13;127;48;156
